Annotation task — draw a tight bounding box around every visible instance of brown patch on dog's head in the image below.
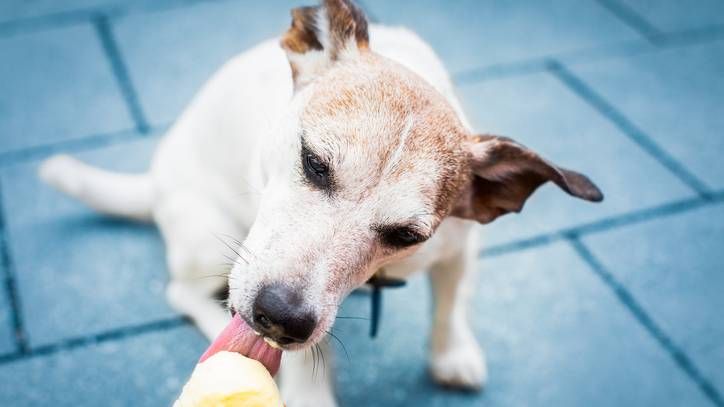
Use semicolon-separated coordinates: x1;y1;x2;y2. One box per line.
324;0;369;54
281;6;323;54
280;0;370;87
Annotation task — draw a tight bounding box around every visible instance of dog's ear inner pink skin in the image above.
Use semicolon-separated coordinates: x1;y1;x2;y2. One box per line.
452;134;604;224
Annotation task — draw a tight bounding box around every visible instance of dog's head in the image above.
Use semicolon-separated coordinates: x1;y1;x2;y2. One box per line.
228;0;602;349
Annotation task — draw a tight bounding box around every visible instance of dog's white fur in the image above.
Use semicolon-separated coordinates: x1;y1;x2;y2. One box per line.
40;25;482;405
38;2;601;405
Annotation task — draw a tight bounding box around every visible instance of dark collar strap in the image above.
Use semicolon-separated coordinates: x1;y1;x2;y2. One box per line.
365;272;407;338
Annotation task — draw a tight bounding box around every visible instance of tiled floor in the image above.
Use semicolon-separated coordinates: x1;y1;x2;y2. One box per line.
0;0;722;406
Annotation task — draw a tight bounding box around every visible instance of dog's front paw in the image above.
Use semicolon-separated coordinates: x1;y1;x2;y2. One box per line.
429;341;487;391
282;386;338;407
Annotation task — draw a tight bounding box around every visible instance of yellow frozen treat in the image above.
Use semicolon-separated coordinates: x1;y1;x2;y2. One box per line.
174;351;283;407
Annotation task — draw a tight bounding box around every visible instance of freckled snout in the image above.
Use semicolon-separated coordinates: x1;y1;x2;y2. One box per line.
252;283;317;345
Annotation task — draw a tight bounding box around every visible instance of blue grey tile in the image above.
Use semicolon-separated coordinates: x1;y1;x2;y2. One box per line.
362;0;643;74
0;0;189;24
583;201;724;394
0;0;118;23
334;242;710;406
570;40;724;190
0;137;178;347
0;24;133;153
0;325;206;406
113;0;299;125
0;265;16;354
456;72;694;247
624;0;724;32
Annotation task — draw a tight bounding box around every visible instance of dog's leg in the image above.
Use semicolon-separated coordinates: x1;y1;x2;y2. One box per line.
166;280;230;340
156;194;239;340
428;235;487;390
278;341;338;407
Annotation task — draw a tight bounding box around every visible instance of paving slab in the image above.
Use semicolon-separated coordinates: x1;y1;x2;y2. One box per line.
456;72;694;247
0;0;192;24
570;39;724;190
622;0;724;32
361;0;643;74
0;24;134;153
0;264;16;354
0;0;117;23
333;242;710;406
0;137;178;347
583;200;724;395
0;324;206;406
113;0;299;125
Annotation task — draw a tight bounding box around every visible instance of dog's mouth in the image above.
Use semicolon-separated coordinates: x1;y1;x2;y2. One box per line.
199;313;283;376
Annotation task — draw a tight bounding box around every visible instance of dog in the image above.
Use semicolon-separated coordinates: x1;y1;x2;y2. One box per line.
38;0;603;405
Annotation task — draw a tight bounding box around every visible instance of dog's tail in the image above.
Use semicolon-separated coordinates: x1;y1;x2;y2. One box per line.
38;155;155;222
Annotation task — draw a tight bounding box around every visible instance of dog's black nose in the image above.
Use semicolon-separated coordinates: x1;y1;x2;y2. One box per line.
252;283;316;345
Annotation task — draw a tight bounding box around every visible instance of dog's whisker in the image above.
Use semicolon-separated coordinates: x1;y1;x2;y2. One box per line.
221;254;246;268
312;344;322;380
213;233;250;265
317;343;326;377
216;233;258;269
326;329;350;364
237;241;255;259
310;344;318;379
222;234;255;260
219;233;254;257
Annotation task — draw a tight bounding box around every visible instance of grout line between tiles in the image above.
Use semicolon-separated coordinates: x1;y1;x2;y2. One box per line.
479;190;724;259
0;125;168;168
93;15;150;134
568;237;724;407
654;23;724;48
594;0;663;44
547;60;713;199
0;0;229;37
0;316;188;365
453;24;724;85
0;182;29;354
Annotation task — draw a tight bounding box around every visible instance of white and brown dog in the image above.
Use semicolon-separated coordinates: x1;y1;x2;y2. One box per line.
39;0;602;405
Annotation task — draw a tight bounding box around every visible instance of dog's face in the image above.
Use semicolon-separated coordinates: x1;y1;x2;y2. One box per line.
228;0;603;350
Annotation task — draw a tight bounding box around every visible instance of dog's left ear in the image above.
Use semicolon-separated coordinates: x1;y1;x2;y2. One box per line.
280;0;369;89
452;134;604;224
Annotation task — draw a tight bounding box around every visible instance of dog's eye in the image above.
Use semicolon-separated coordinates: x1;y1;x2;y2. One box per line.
306;153;327;176
379;227;427;248
301;145;332;191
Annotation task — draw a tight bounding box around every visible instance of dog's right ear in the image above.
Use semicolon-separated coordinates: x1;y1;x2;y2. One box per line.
451;134;604;224
280;0;369;90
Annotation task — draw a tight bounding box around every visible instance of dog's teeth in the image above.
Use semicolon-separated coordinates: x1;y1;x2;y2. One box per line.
263;337;281;349
252;330;261;336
